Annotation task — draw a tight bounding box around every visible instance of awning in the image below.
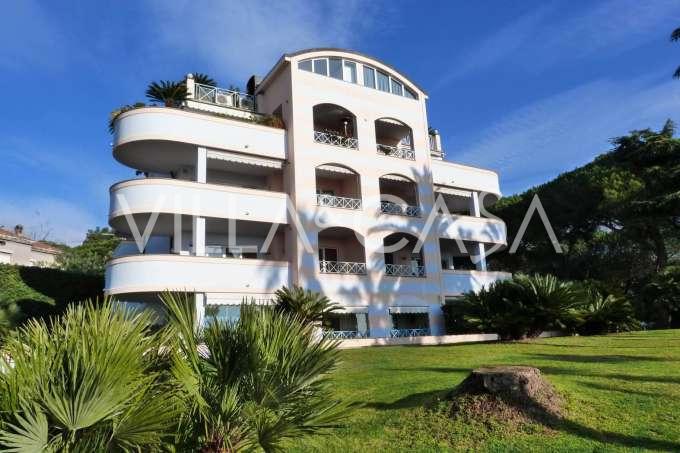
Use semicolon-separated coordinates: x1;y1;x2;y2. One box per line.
376;118;406;126
207;150;283;169
337;306;369;314
434;185;472;197
380;174;413;183
316;164;355;175
389;306;429;314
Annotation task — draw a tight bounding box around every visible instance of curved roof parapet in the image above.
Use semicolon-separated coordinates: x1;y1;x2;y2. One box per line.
257;48;427;98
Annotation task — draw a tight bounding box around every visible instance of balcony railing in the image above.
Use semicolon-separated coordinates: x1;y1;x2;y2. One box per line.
380;200;420;217
314;131;358;149
322;330;365;339
385;263;426;277
194;83;256;111
376;144;415;160
390;328;430;338
320;260;367;275
317;193;362;210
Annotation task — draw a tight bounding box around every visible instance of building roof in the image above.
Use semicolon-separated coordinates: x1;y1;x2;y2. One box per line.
256;48;427;97
0;228;63;255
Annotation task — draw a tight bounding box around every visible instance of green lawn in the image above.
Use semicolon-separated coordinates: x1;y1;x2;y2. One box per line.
292;330;680;452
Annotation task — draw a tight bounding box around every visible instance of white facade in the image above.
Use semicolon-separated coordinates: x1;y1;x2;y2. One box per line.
105;48;510;338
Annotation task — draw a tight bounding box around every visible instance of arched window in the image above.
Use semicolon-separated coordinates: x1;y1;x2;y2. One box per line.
318;227;366;275
316;164;361;209
379;174;419;217
375;118;414;160
313;104;358;149
382;232;425;277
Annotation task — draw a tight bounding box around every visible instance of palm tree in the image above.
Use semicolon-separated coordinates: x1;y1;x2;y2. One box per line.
672;27;680;78
145;80;188;107
0;300;181;451
273;286;341;324
192;72;216;86
161;291;345;451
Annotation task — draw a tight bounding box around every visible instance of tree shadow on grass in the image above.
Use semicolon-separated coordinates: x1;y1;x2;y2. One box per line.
538;366;680;385
578;381;669;399
525;353;674;363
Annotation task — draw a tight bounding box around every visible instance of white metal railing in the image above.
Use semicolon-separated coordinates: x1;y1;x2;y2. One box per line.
314;131;358;149
376;144;415;160
390;328;430;338
194;83;256;111
317;193;362;210
322;330;365;339
380;200;420;217
385;263;426;277
320;260;367;275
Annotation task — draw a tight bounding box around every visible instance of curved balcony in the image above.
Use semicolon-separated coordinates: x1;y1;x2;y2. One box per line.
441;270;511;296
105;254;290;295
109;178;288;225
436;215;506;245
431;160;501;199
113;107;286;172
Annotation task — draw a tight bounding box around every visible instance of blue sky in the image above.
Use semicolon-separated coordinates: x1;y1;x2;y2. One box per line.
1;0;679;244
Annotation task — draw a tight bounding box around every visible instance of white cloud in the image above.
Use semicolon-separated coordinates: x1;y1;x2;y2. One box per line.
447;72;680;194
144;0;391;80
0;196;99;246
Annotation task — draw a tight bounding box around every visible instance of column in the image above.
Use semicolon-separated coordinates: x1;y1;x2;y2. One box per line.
196;146;207;183
428;304;445;336
192;216;205;256
469;191;480;217
173;213;182;254
474;243;487;271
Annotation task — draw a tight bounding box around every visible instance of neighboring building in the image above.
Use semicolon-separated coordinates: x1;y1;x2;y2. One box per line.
0;225;62;267
105;48;510;338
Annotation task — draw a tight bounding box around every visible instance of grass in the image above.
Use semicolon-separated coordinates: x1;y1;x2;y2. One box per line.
292;330;680;452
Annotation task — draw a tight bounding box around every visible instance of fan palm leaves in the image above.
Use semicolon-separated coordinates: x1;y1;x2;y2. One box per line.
145;80;188;107
273;286;342;324
0;299;181;451
161;291;345;451
192;72;216;86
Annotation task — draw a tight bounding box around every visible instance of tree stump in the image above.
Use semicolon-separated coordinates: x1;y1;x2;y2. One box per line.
449;366;563;425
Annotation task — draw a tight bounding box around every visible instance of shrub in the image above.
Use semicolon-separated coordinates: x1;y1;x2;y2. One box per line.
146;80;187;107
443;274;581;340
577;285;640;335
273;285;341;324
0;300;180;450
161;292;345;451
638;265;680;328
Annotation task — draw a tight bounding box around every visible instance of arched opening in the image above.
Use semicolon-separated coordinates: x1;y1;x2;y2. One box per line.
375;118;414;160
318;227;366;274
313;104;358;149
379;174;419;217
382;232;425;277
316;164;362;209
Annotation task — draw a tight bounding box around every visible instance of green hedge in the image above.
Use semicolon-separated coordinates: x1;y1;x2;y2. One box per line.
0;264;104;323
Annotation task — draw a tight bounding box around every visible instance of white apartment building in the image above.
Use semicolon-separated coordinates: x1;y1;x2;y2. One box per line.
105;48;509;339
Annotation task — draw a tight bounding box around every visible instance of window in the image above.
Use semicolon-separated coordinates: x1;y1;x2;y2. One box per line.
363;66;375;88
205;305;240;324
343;60;357;83
390;78;403;96
377;71;390;92
404;87;416;99
298;60;312;72
319;247;338;262
313;59;328;76
329;58;343;79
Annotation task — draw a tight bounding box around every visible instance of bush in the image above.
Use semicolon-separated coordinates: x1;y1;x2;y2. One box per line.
577;285;640;335
0;264;104;327
443;274;582;340
638;265;680;328
273;286;341;324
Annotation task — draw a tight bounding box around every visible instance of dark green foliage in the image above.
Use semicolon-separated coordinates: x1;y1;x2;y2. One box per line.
576;283;640;335
146;80;188;107
192;72;216;86
0;300;181;450
274;285;341;324
56;227;120;276
443;274;581;340
0;264;103;327
639;265;680;328
161;291;345;451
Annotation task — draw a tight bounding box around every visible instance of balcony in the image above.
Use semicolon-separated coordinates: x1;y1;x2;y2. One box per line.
193;83;256;112
317;194;361;210
109;178;288;225
319;260;367;275
375;118;414;160
441;270;512;296
380;201;420;217
385;263;425;277
313;103;358;149
105;254;290;295
431;161;501;198
390;328;429;338
316;164;362;210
